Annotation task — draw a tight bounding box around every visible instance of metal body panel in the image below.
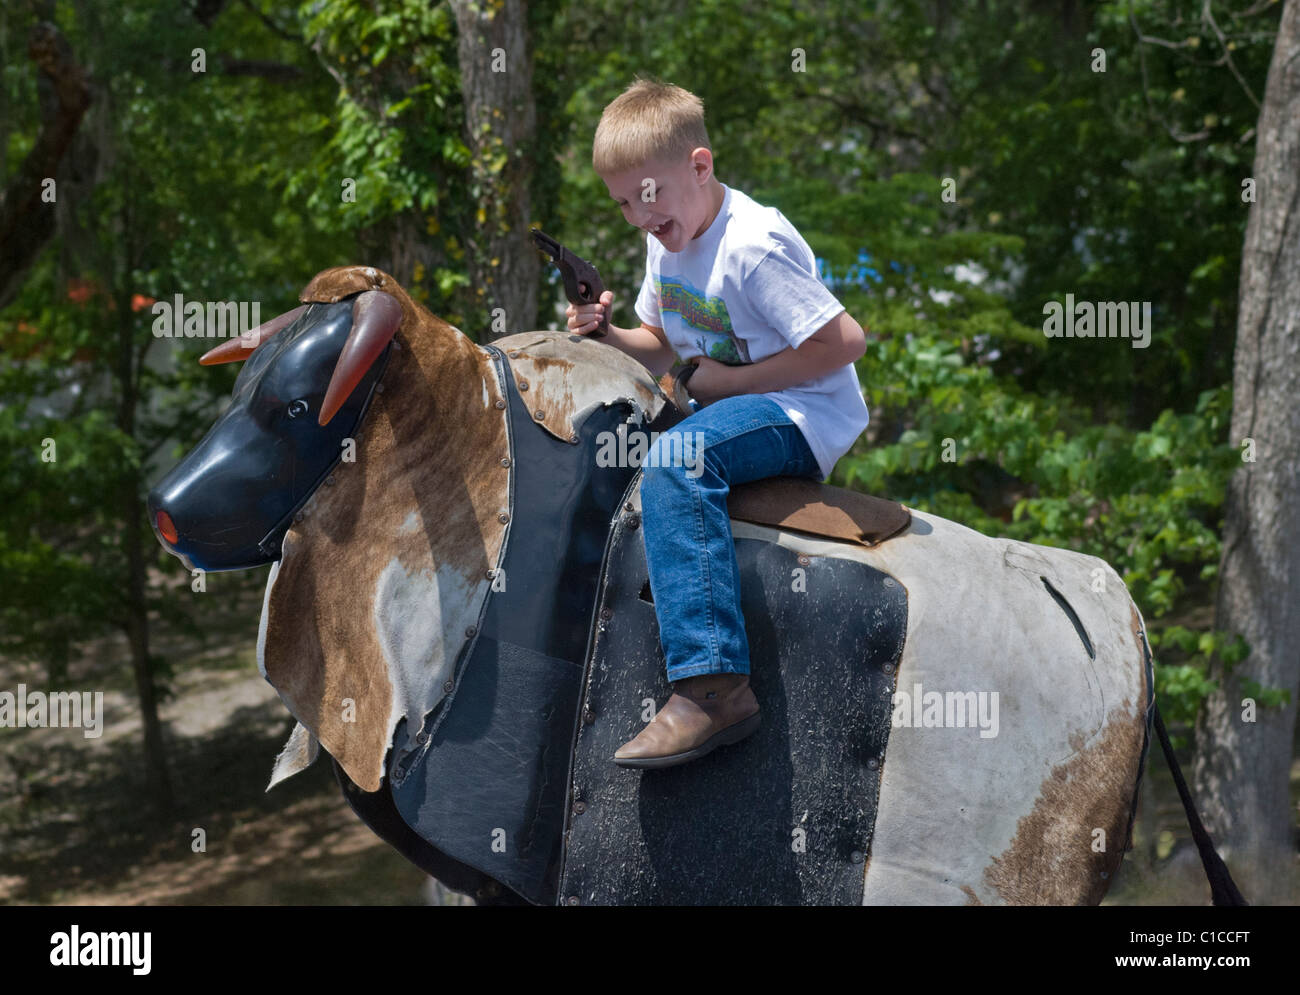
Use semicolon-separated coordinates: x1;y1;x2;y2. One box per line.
714;513;1151;906
331;757;528;906
558;480;908;906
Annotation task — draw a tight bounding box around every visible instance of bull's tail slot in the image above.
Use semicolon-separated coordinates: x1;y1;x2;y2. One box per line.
1040;576;1095;660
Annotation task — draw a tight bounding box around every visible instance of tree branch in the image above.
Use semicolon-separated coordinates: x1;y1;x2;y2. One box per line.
1130;0;1214;143
1203;0;1262;109
215;56;304;82
235;0;302;43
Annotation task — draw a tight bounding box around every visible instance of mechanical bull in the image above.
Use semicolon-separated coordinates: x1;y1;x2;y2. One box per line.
147;265;1243;906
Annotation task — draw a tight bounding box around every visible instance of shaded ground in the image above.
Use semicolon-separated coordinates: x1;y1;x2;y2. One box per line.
0;572;1293;906
0;574;467;906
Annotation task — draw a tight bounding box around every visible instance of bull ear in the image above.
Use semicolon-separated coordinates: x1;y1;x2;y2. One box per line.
198;305;308;365
319;290;403;426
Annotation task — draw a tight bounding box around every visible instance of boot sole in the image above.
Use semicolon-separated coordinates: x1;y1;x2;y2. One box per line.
612;710;761;769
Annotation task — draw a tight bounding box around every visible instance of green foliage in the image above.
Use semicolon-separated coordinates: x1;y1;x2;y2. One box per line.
1240;678;1292;710
289;0;462;225
0;0;348;685
1;0;1281;731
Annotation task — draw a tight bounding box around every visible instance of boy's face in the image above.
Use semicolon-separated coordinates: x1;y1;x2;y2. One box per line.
601;148;717;253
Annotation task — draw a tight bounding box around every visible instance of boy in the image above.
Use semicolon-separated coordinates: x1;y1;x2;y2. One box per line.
566;78;871;769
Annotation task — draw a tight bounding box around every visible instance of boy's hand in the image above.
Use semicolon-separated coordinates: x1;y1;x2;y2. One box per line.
683;355;739;406
566;290;613;336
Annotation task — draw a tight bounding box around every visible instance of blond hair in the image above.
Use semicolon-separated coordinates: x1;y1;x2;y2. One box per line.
592;77;712;176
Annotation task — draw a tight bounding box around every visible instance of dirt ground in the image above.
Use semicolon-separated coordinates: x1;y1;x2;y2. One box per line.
0;574;468;906
0;572;1294;906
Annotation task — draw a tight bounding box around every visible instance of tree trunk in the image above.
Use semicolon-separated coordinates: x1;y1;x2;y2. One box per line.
0;21;91;310
115;286;174;814
122;472;174;813
450;0;540;337
1194;0;1300;904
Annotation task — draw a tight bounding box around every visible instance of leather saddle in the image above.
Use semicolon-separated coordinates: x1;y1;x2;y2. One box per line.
728;475;910;548
647;375;911;549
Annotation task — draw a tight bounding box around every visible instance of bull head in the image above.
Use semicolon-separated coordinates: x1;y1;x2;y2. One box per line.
147;289;403;571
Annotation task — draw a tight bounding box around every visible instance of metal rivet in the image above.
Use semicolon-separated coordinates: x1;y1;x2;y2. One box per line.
851;850;865;864
374;382;384;394
566;896;580;906
518;379;529;391
498;512;509;524
443;680;455;693
600;608;613;621
391;768;405;785
494;399;506;409
364;267;377;278
534;410;546;420
884;577;896;587
416;731;429;745
573;801;586;815
294;511;304;523
868;758;879;770
486;568;496;579
465;625;477;637
583;710;596;724
508;350;520;359
883;663;894;675
626;514;639;530
569;434;579;444
501;457;510;467
1100;871;1109;879
624;502;634;512
797;554;811;566
325;475;336;486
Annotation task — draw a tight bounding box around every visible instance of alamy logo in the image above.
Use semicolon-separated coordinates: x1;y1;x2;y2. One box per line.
595;428;706;478
151;294;263;339
0;684;104;738
49;926;151;975
1042;295;1151;349
891;682;999;738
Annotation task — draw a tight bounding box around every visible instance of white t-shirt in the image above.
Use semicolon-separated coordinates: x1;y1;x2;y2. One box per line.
634;183;870;482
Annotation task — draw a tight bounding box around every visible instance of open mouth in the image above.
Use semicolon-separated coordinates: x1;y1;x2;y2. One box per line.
648;220;673;240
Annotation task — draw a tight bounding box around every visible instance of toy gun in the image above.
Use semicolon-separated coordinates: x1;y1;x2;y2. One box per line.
530;228;608;338
531;227;697;412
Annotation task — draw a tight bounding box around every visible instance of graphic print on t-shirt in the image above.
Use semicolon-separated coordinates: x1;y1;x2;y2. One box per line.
655;274;751;366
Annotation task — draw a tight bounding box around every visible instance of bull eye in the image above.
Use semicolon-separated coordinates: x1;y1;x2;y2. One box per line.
287;398;310;419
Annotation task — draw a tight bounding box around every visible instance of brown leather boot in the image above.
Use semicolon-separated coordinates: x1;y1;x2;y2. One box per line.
612;673;760;769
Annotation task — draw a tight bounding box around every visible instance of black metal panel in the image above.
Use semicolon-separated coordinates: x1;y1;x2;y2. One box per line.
560;520;908;906
330;757;528;906
384;345;643;905
388;637;581;904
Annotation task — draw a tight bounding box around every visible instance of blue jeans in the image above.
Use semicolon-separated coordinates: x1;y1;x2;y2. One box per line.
640;394;822;683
